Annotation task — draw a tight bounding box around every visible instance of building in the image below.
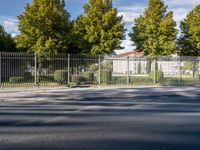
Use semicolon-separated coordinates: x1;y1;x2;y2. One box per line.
112;51;183;76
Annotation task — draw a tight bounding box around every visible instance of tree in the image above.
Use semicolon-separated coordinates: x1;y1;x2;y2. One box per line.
178;4;200;56
16;0;71;55
0;25;17;52
129;0;177;56
73;0;125;54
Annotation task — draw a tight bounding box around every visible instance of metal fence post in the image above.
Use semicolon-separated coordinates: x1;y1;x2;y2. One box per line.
34;53;37;86
98;55;101;85
154;58;157;84
179;58;182;84
68;54;70;85
199;59;200;83
127;56;130;85
0;52;2;88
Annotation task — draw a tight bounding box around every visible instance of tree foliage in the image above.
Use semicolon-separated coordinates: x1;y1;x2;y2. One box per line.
73;0;125;54
178;4;200;56
16;0;71;55
129;0;177;56
0;25;17;52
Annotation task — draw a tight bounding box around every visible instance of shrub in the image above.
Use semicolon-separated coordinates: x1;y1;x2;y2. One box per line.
40;75;54;82
71;74;83;84
130;76;153;85
24;72;33;81
112;76;153;85
112;76;127;84
195;71;200;79
54;70;68;84
97;69;112;84
9;77;24;83
149;70;164;82
163;77;180;86
81;71;94;81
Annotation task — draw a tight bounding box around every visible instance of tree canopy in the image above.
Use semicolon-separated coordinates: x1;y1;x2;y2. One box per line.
0;25;17;52
129;0;177;56
178;4;200;56
16;0;72;55
73;0;125;54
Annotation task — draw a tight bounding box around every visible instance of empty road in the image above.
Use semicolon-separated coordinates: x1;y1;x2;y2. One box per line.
0;87;200;150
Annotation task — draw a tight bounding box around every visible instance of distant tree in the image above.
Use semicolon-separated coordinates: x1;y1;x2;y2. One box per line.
129;16;146;51
178;4;200;56
0;25;17;52
73;0;125;54
16;0;72;55
129;0;177;56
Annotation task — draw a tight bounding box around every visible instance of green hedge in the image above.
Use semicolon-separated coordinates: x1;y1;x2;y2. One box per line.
149;70;164;82
112;76;153;85
71;74;83;84
40;75;54;82
97;69;111;84
54;70;68;84
9;77;24;83
130;76;153;85
162;77;199;86
24;72;32;80
81;71;94;81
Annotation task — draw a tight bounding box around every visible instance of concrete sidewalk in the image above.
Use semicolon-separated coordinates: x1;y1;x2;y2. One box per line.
0;87;199;101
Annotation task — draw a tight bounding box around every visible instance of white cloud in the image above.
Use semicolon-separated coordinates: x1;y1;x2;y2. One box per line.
118;6;145;24
117;1;199;51
164;0;200;7
3;19;18;33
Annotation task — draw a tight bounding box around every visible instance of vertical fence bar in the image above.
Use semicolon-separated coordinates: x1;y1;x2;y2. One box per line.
199;59;200;84
34;53;37;86
154;58;157;84
98;55;101;85
127;56;130;85
179;58;182;84
0;52;2;88
68;54;70;85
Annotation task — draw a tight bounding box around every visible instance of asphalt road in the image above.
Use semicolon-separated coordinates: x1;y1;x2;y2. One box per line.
0;87;200;150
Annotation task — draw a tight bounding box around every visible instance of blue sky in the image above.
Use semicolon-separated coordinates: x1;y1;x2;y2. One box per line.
0;0;199;52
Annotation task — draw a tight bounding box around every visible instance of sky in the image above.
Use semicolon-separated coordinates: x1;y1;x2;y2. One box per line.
0;0;199;52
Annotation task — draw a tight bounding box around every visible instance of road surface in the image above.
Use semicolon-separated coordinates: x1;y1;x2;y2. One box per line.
0;87;200;150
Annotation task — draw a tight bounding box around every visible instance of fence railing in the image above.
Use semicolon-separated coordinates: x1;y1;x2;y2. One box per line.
0;52;200;88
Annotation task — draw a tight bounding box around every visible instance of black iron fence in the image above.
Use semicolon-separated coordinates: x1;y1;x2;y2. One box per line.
0;52;200;88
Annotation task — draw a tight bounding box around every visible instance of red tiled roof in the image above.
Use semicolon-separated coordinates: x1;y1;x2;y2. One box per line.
117;51;144;57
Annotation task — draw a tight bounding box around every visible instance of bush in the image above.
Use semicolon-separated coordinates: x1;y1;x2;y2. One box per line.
9;77;24;83
163;77;180;86
97;69;112;84
54;70;68;84
81;71;94;81
195;71;200;79
40;75;54;82
112;76;153;85
130;76;153;85
162;77;198;86
71;74;83;84
24;72;33;81
112;76;127;84
149;70;164;82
